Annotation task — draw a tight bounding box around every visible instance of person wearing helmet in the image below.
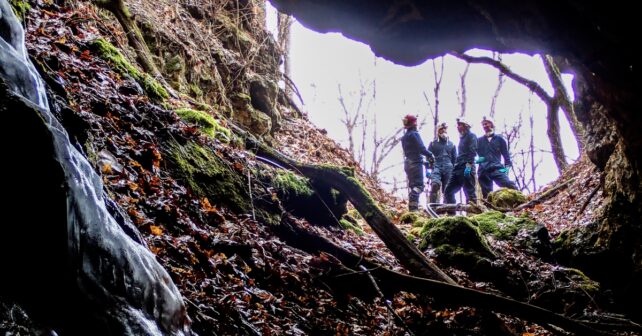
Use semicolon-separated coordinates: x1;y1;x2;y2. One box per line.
443;117;478;206
427;122;457;203
475;116;518;198
401;115;435;211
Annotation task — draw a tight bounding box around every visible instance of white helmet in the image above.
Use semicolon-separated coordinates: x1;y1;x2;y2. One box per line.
482;116;495;127
456;117;471;128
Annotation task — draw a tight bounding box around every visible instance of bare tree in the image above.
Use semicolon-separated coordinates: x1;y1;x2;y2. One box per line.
455;62;470;119
489;52;505;118
338;81;369;157
528;107;540;192
277;13;293;97
450;51;572;174
422;57;445;139
541;55;585;152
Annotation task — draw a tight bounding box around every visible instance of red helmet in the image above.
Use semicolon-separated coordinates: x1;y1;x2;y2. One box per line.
402;114;417;127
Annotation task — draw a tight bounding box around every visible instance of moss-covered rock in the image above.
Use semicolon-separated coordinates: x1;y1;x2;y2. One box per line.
249;75;280;132
273;171;313;197
258;168;347;228
231;92;272;136
339;218;364;235
487;188;527;208
174;108;231;142
165;140;248;213
9;0;30;20
91;38;169;100
472;211;537;240
418;216;496;259
399;211;420;224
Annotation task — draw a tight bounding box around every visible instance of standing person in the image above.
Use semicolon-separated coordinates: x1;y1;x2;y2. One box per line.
443;118;478;206
401;115;435;211
427;122;456;203
475;116;518;198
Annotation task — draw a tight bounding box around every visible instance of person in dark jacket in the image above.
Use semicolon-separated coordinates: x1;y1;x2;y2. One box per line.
444;118;478;205
401;115;435;211
475;116;518;198
427;122;456;203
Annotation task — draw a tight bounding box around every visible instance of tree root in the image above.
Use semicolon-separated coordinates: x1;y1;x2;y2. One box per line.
246;137;455;284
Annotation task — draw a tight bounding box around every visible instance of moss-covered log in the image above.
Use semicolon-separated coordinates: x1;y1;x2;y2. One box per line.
274;215;612;336
247;137;455;284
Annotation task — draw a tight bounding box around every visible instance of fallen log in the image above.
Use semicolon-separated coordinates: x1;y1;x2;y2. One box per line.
246;137;456;284
274;215;613;336
514;178;575;211
430;203;486;214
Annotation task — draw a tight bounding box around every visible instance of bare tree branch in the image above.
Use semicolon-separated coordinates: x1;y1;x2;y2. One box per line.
455;62;470;119
542;54;585;152
489;52;505;118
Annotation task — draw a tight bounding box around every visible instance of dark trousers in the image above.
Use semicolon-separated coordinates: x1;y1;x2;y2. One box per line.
444;165;477;204
404;160;424;211
429;166;452;203
478;168;517;198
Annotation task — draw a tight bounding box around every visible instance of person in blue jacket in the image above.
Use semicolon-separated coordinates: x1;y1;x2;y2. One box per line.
475;116;518;198
401;115;435;211
444;118;478;206
427;122;456;203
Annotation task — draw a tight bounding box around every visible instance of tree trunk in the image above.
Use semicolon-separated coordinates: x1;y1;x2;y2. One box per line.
277;13;292;97
489;53;505;118
248;137;456;284
547;99;568;173
542;55;585;152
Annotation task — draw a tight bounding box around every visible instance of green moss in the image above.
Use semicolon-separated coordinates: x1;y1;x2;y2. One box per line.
432;244;493;271
418;216;496;259
164;54;183;73
9;0;31;20
175;108;231;142
556;267;600;293
273;170;313;197
339;219;364;235
91;38;168;100
347;209;362;220
487;188;527;208
399;211;420;224
408;226;423;238
189;84;204;97
166;140;248;213
471;211;537;240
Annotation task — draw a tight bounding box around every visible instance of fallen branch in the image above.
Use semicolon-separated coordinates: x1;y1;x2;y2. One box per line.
430;202;486;214
246;136;455;284
576;183;601;216
359;265;415;336
515;178;575;211
274;216;613;336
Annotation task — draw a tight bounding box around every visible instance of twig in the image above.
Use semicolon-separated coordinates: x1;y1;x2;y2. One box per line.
514;178;575;211
575;184;601;217
247;169;255;220
359;265;415;336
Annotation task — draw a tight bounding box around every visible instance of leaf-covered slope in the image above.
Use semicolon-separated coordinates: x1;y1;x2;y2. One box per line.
3;0;637;334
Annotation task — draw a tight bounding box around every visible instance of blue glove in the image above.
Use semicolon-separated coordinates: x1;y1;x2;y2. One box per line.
464;166;471;177
475;156;486;164
426;169;432;178
499;167;509;174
